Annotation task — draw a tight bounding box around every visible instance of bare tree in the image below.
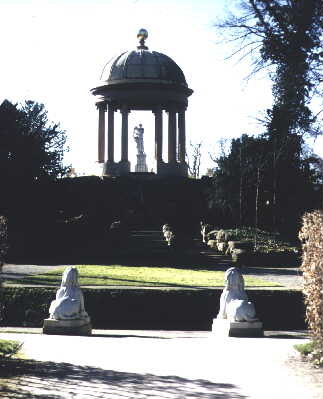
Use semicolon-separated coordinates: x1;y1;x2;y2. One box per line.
186;141;202;179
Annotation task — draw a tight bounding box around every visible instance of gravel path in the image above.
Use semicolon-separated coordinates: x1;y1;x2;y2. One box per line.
0;329;322;398
200;250;303;289
1;264;67;280
241;265;303;289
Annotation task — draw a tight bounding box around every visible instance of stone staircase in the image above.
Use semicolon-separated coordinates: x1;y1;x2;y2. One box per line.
125;229;232;270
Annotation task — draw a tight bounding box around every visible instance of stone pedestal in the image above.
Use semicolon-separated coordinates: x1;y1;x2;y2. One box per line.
135;153;148;172
103;160;130;176
103;160;118;176
43;317;92;336
212;318;263;337
156;160;188;176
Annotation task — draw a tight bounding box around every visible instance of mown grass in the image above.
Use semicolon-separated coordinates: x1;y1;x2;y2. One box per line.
7;265;281;287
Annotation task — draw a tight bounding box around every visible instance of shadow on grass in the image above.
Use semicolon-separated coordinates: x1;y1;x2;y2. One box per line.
4;275;216;289
10;251;229;270
4;270;279;289
242;267;301;277
0;358;247;399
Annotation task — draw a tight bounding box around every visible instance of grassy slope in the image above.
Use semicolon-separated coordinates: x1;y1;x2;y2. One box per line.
8;265;280;287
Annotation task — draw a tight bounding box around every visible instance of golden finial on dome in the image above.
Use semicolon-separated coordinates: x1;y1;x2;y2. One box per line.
137;28;148;50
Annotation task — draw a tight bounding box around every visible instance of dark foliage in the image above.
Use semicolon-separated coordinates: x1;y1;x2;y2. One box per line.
5;176;206;262
0;99;68;181
0;286;306;330
211;1;323;236
207;134;321;235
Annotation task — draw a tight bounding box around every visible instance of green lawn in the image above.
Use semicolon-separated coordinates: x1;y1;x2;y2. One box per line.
8;265;281;288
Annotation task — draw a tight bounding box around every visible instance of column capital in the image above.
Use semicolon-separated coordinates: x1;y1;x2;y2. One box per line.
107;103;117;112
178;104;187;112
96;102;107;111
120;105;131;114
165;103;177;113
166;104;187;113
152;105;163;114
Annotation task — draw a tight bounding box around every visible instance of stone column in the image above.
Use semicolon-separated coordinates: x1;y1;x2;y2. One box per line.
178;108;186;164
167;106;177;163
107;104;115;162
154;106;163;161
97;102;106;163
121;106;130;162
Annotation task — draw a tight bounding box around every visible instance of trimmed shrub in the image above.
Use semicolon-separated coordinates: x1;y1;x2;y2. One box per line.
226;240;253;254
299;210;323;366
0;286;306;330
207;239;217;249
216;230;226;242
0;287;54;326
217;242;227;253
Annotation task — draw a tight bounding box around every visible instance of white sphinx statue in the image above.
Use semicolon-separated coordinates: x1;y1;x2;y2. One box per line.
43;266;91;335
217;267;257;322
213;267;263;336
49;266;89;320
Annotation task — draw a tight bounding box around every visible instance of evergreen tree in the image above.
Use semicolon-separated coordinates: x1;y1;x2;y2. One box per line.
0;99;68;181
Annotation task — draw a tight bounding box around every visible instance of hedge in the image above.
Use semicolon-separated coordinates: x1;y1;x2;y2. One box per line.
299;210;323;365
0;287;306;330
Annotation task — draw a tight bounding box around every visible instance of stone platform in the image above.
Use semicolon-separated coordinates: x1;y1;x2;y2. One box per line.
43;317;92;336
212;318;263;337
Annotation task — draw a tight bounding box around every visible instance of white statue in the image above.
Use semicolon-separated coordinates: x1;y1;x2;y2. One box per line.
217;267;257;322
133;124;145;154
49;266;89;321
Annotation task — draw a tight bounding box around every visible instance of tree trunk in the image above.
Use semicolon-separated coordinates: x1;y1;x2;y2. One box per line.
272;140;277;230
239;146;243;227
255;167;260;248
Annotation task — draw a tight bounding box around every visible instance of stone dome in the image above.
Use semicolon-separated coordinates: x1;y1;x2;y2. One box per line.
100;49;188;87
91;30;192;110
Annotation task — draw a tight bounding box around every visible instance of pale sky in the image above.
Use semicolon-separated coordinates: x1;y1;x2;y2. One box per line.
0;0;322;175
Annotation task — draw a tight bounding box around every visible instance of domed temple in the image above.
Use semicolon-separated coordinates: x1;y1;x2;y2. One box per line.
91;29;193;177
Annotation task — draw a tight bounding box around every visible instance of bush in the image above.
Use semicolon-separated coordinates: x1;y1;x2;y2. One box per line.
294;341;317;357
0;339;22;358
207;239;217;249
0;287;54;326
0;215;9;265
299;210;323;366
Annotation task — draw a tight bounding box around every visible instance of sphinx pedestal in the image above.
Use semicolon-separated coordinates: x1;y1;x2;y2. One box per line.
212;319;263;337
43;316;92;336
